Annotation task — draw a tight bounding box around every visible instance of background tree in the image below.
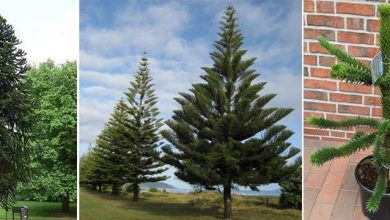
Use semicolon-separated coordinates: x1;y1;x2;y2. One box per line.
80;55;168;201
161;6;300;219
279;167;301;209
0;14;31;212
308;5;390;213
123;55;168;201
17;61;77;212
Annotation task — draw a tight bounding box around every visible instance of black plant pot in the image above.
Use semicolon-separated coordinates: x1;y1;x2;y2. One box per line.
355;155;390;220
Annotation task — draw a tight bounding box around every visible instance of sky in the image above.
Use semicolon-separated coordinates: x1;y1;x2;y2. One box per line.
80;0;302;190
0;0;78;64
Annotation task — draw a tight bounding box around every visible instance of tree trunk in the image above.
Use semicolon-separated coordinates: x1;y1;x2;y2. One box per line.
112;183;119;195
223;183;232;219
62;192;70;213
98;183;102;192
133;183;140;201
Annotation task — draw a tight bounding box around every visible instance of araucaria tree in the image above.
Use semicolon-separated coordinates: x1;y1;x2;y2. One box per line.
308;5;390;213
123;55;168;201
161;6;300;219
0;15;31;211
81;55;167;201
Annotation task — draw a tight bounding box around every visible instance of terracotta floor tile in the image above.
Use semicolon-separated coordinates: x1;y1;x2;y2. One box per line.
329;156;350;173
353;205;369;220
309;202;334;220
304;188;320;219
332;201;355;219
316;172;345;204
305;171;328;189
336;190;358;205
341;165;359;192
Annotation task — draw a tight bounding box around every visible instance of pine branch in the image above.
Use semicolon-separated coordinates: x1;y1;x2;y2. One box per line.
311;133;376;166
366;168;387;213
307;116;379;130
318;37;372;85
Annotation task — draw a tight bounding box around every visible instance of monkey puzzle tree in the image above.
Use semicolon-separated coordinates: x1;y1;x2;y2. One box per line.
161;6;300;219
308;5;390;213
0;14;31;211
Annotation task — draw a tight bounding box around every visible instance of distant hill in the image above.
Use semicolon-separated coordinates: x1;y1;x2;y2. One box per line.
139;182;176;189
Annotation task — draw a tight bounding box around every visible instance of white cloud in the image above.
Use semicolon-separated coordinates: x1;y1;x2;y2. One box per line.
81;2;189;55
0;0;78;64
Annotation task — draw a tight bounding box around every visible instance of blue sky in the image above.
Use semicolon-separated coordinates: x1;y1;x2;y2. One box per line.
80;0;302;190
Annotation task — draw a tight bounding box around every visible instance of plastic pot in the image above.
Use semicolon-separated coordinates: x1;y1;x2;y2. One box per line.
355;155;390;220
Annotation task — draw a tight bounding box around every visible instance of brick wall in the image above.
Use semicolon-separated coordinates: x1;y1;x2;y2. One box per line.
303;0;389;142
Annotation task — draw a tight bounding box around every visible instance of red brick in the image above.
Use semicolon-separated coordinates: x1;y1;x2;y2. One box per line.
305;79;337;90
307;15;344;28
356;127;376;133
348;46;379;58
309;42;345;54
304;0;314;12
331;131;346;138
372;108;383;117
319;56;335;67
304;55;317;65
347;17;364;30
367;19;379;32
305;90;328;101
338;105;370;115
339;82;372;94
305;128;330;136
364;96;381;106
305;135;320;140
304;67;309;77
304;111;325;119
322;137;348;142
327;114;356;125
374;87;382;95
305;101;336;112
305;28;335;41
311;67;330;78
336;2;375;16
330;93;362;104
338;31;375;45
317;1;334;13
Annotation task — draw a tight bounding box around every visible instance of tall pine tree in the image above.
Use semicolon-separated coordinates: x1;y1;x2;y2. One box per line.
0;14;31;211
80;54;168;201
161;6;300;219
123;54;168;201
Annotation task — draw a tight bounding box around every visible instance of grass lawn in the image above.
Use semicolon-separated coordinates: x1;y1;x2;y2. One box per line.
0;201;76;220
80;188;301;220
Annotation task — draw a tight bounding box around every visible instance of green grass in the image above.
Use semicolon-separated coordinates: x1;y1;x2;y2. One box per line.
80;188;301;220
0;201;76;220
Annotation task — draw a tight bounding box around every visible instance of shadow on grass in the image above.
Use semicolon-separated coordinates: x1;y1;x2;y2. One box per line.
86;189;223;219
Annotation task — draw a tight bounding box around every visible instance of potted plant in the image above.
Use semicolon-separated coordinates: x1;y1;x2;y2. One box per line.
307;5;390;219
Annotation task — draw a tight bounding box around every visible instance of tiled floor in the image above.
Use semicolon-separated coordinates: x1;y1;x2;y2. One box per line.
304;139;371;220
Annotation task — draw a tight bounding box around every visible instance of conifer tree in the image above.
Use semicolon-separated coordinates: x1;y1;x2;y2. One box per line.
0;14;31;211
94;100;129;195
161;6;300;219
308;5;390;213
123;54;168;201
80;54;168;201
279;167;302;209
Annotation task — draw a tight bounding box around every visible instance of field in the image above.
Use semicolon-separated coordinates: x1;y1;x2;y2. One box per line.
0;201;76;220
80;188;301;220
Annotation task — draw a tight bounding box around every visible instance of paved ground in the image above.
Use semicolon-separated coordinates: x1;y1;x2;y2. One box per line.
304;139;371;220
